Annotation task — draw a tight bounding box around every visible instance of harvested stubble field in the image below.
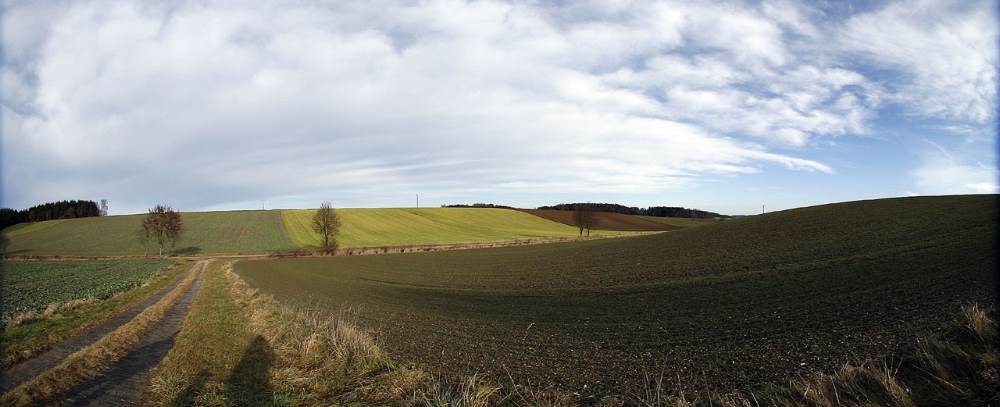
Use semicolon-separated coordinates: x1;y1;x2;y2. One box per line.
1;259;173;321
235;195;996;397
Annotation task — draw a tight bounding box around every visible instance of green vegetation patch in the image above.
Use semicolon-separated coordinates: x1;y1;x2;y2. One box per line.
2;259;172;320
2;210;296;256
281;207;590;248
1;220;67;238
2;261;188;367
237;195;997;396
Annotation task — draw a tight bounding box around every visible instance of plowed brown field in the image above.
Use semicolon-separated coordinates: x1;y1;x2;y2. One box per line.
518;209;680;231
234;195;997;397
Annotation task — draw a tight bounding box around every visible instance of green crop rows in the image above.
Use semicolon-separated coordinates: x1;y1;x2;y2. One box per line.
2;259;172;320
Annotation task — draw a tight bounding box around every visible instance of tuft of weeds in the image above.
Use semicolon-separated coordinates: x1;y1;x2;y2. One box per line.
414;374;504;407
224;263;404;404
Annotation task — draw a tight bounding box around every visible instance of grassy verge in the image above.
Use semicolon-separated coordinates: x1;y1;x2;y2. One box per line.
1;260;188;367
146;261;278;405
214;261;465;405
0;262;202;406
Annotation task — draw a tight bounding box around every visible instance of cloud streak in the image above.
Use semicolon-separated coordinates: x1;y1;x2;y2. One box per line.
1;0;995;213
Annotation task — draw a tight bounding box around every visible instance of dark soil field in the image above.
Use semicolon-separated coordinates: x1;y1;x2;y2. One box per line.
518;209;680;231
234;195;996;397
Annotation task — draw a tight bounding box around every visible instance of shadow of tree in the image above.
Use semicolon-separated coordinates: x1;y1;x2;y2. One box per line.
224;335;275;406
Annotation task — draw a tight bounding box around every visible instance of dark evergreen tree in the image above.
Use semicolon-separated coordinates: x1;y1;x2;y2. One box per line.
0;200;102;230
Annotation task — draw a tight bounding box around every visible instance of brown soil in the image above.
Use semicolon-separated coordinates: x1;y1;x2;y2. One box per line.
517;209;682;231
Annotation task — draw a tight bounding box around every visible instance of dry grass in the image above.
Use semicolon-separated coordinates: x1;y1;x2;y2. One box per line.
5;298;99;328
225;261;525;405
0;262;204;406
224;262;406;404
144;261;264;406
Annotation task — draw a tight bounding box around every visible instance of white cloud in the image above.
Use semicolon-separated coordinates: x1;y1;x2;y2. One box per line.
0;0;994;213
839;0;997;122
912;141;998;195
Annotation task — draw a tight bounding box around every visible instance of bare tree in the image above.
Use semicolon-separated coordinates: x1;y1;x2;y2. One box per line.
312;201;342;254
572;203;596;237
142;205;183;256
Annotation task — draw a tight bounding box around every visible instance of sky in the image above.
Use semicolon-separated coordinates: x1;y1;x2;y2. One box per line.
1;0;997;215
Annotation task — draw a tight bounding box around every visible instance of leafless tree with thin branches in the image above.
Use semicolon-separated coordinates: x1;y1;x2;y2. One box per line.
312;201;342;254
572;203;596;237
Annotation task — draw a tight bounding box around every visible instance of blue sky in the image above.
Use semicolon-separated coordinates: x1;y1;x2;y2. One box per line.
1;0;996;215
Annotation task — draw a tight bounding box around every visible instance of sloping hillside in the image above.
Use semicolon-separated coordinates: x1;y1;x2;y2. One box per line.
638;215;720;228
1;207;603;256
2;211;296;257
236;194;996;393
518;208;679;231
279;208;607;248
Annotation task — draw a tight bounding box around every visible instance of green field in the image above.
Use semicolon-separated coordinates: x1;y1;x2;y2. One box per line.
2;211;297;256
281;207;593;248
235;195;996;395
2;259;173;320
1;208;599;256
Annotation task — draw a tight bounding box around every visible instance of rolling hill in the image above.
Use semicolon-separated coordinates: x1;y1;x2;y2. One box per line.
278;207;629;248
2;211;296;257
1;207;608;256
517;208;680;231
235;194;997;394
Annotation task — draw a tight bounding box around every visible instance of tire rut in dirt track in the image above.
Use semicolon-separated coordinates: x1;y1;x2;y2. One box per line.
62;261;207;407
0;263;195;393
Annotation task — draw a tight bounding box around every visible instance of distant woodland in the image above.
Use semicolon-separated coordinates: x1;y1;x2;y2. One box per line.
537;203;724;218
0;200;103;230
443;202;725;218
